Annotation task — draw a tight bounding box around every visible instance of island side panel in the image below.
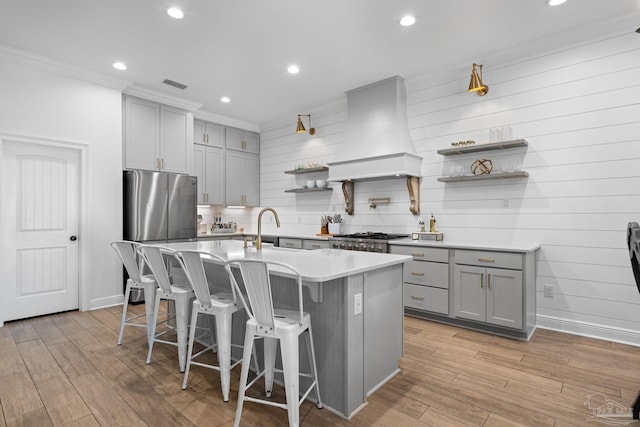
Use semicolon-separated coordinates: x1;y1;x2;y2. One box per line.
345;274;365;416
364;264;403;394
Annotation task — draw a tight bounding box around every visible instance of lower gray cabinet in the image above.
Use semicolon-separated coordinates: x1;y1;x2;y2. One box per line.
453;264;523;330
389;245;449;315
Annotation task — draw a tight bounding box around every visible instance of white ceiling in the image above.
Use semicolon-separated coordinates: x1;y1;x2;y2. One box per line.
1;0;639;128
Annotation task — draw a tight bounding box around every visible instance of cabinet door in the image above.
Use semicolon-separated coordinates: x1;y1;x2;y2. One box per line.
226;128;259;153
124;96;160;171
486;268;523;330
206;123;225;148
160;105;191;174
454;265;486;322
194;119;207;145
243;154;259;206
205;147;225;205
225;151;244;205
193;145;206;204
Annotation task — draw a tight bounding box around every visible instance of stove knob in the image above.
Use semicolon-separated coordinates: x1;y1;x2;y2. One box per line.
346;243;353;250
339;243;346;249
359;243;368;251
332;243;339;249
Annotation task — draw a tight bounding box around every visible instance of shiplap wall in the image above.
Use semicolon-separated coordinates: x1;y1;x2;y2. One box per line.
259;27;640;344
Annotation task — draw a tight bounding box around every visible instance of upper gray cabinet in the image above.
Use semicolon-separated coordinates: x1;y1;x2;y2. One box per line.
194;119;224;148
123;95;192;174
225;127;259;154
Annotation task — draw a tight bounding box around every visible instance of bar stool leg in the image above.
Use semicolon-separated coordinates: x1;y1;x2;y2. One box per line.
234;329;255;427
263;336;278;397
146;292;163;364
118;282;132;345
175;296;190;372
280;333;300;427
182;306;200;390
306;325;323;408
216;312;233;402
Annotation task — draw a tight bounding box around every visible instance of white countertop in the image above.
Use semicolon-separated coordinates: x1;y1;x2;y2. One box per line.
163;240;410;282
389;238;540;253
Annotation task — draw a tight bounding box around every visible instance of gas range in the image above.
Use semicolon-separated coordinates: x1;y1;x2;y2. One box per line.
329;232;409;253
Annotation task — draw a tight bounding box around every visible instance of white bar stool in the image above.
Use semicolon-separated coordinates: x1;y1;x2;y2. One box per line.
138;245;195;372
110;240;157;346
176;250;257;402
225;259;323;427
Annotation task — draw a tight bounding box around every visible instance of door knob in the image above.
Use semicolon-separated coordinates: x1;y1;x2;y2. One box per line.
70;235;77;241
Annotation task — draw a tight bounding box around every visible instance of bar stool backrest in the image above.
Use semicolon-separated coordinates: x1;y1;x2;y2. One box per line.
111;240;144;284
225;259;304;334
138;245;175;294
176;250;234;306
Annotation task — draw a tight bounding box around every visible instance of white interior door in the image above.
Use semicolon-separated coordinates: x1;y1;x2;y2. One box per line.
1;141;80;323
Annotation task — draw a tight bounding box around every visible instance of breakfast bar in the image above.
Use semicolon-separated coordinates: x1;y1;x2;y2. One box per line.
162;239;411;418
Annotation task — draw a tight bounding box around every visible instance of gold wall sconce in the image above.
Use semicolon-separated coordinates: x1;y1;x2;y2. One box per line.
296;114;316;135
468;63;489;96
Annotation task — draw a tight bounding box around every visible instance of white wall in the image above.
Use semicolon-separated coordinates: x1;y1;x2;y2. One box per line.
260;27;640;344
0;59;125;311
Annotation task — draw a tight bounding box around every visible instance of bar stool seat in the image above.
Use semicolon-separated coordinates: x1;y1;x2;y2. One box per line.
225;259;323;427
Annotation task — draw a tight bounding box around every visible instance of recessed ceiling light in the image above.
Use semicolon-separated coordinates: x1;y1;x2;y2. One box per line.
167;7;184;19
220;97;230;103
400;15;416;27
546;0;567;6
112;62;127;71
287;65;300;74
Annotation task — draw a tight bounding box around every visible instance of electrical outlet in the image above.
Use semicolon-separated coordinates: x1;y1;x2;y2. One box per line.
503;199;509;208
354;293;363;315
544;284;554;298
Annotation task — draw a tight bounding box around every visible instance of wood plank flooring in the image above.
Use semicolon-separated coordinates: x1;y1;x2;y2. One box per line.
1;306;640;426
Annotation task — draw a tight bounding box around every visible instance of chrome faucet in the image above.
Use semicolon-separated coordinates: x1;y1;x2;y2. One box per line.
256;207;280;250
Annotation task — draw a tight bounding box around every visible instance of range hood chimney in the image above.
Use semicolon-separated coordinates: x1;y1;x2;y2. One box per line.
328;76;422;215
328;75;422;182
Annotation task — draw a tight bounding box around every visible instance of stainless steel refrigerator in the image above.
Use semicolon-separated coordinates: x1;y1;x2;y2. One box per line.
123;169;197;301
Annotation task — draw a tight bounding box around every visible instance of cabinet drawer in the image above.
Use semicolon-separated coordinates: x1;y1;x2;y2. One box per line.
455;250;522;270
279;238;302;249
390;245;448;263
302;240;330;250
403;261;448;288
404;284;448;315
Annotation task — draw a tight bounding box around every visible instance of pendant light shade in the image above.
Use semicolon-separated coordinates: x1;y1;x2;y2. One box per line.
468;63;489;96
295;114;315;135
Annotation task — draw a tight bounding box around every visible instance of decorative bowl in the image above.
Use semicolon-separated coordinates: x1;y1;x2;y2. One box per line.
306;180;316;188
315;179;327;188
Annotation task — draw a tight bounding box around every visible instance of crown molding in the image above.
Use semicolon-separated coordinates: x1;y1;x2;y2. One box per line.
193;110;260;133
0;44;131;90
123;84;204;112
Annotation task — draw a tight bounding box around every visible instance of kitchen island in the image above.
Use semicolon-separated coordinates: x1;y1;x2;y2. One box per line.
162;239;410;418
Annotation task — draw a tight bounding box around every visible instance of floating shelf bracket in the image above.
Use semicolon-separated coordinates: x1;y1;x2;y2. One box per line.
342;181;354;215
407;176;420;215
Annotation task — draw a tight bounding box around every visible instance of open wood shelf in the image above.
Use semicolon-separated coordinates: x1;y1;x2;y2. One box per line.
284;187;332;193
437;171;529;182
437;139;528;156
284;166;329;174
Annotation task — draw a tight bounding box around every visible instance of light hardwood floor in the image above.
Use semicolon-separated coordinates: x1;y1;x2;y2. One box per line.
1;305;640;426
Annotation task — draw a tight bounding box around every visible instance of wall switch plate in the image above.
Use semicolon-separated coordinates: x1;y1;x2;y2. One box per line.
544;284;554;298
354;293;362;315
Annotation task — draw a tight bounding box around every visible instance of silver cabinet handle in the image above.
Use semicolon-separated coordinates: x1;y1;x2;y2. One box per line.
411;253;424;257
410;295;424;301
284;243;293;247
311;244;321;249
161;158;165;170
478;257;495;263
480;272;484;288
411;272;425;276
488;273;491;289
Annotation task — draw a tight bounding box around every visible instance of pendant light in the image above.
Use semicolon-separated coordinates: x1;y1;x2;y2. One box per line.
296;114;315;135
468;63;489;96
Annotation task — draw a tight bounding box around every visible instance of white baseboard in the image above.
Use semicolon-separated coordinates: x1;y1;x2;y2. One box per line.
88;294;124;311
536;314;640;347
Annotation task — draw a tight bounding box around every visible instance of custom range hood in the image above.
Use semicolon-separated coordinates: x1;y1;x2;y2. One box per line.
328;76;422;215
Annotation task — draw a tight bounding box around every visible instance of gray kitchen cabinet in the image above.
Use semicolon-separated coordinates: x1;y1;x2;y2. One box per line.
302;239;330;250
194;119;224;148
279;238;302;249
453;250;523;330
226;127;259;154
124;95;192;174
193;145;224;205
389;245;449;315
225;151;259;206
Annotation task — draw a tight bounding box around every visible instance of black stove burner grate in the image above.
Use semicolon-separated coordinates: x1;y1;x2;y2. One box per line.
335;232;408;240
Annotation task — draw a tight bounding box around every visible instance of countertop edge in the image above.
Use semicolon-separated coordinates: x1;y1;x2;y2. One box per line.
389;239;541;253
